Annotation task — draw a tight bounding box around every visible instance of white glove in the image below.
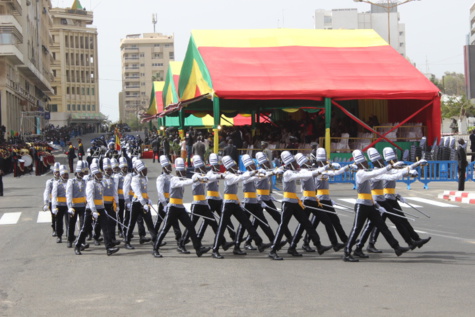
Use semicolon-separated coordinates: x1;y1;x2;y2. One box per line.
274;167;284;175
271;196;278;202
92;211;100;219
148;199;153;206
258;168;266;174
43;204;49;212
249;170;257;176
348;164;358;172
126;202;132;210
408;170;418;177
392;161;405;168
52;208;58;215
219;173;226;179
396;194;407;203
164;205;169;213
260;201;267;208
68;208;75;216
143;204;150;212
331;200;337;206
331;162;341;170
199;176;209;183
418;159;428;167
375;203;386;214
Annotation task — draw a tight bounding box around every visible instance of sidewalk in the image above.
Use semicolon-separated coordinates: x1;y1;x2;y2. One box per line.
438;190;475;204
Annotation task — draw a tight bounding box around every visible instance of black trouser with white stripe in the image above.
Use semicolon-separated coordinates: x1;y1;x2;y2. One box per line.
117;199;125;234
96;208;114;249
154;206;202;251
271;202;323;252
260;199;293;242
123;202;148;239
55;206;68;238
239;203;274;247
207;199;235;240
181;204;220;245
213;203;263;252
75;209;92;248
154;202;182;241
361;199;420;247
304;199;348;245
345;203;400;255
125;202;156;244
68;206;85;243
104;204;117;242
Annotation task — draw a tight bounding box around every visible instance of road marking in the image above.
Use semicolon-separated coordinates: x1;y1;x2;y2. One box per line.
338;198;425;208
37;211;52;223
0;212;22;225
405;197;457;208
389;226;472;242
339;198;357;205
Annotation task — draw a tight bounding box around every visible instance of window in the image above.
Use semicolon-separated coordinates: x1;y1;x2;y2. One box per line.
67;87;70;94
140;53;144;57
141;82;145;86
67;104;71;111
140;63;144;67
50;104;58;112
164;43;172;47
169;52;174;59
52;70;56;77
52;87;57;95
91;88;95;95
87;105;90;111
82;88;85;95
154;44;160;47
82;105;86;111
72;87;75;95
72;104;76;111
140;73;145;77
92;105;96;111
87;88;90;95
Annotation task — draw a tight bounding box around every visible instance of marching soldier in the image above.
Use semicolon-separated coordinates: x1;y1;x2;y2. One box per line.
268;151;332;260
124;160;157;249
113;157;128;238
211;156;271;259
152;157;211;258
234;154;276;255
343;150;410;262
359;147;431;254
43;162;61;237
101;158;120;245
66;161;88;248
85;164;119;256
154;155;182;244
51;165;69;243
285;153;345;257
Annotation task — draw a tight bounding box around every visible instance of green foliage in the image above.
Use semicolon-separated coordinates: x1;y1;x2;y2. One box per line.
441;72;465;96
441;95;475;119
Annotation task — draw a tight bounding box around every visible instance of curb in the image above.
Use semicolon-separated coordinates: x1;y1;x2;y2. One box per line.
438;190;475;204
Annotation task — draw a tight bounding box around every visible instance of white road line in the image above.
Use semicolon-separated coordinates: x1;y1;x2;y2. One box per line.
389;226;472;242
0;212;22;225
406;197;457;208
37;211;52;223
339;198;357;205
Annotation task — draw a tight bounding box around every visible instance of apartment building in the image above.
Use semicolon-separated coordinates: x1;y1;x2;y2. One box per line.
119;33;174;123
49;0;102;128
0;0;54;137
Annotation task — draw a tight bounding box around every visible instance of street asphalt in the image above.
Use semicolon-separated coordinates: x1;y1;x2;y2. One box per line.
0;133;474;317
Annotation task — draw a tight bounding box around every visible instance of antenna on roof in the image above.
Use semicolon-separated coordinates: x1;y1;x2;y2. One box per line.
152;13;157;33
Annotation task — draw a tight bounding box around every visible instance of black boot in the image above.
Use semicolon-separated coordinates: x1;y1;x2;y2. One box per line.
343;253;359;262
94;239;101;246
394;246;410;256
367;243;382;253
316;244;332;255
353;247;369;258
124;243;135;250
139;236;151;244
112;240;121;246
244;243;257;251
332;243;345;252
87;233;92;241
152;249;162;258
302;244;315;252
268;250;283;260
212;250;224;259
177;241;190;254
417;237;431;248
74;245;82;255
222;241;234;251
52;230;57;237
196;246;211;257
80;243;90;250
67;241;72;248
56;237;62;243
107;247;120;256
287;246;302;257
233;247;247;255
278;240;288;250
257;243;272;253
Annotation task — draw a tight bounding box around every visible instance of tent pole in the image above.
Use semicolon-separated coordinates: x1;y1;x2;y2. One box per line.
178;109;185;139
325;98;331;159
213;97;220;153
251;110;256;137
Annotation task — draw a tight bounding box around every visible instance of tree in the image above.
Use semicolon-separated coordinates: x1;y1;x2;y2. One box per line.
441;95;475;119
441;72;465;96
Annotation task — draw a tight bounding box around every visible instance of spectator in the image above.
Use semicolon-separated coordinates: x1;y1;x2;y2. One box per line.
470;128;475;162
66;141;76;173
185;128;194;167
162;136;171;161
223;139;239;163
457;138;468;191
192;136;206;161
77;138;85;161
180;138;187;160
151;137;160;163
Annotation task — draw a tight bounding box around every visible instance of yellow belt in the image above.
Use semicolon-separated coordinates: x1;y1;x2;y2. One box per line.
371;189;384;196
193;195;206;201
118;189;124;195
170;198;183;204
94;199;103;205
104;196;114;202
244;192;257;198
317;189;330;196
283;192;305;209
358;193;373;200
72;197;86;204
164;193;170;198
128;191;134;196
207;191;220;197
384;188;396;194
224;194;239;201
257;189;270;195
303;190;316;197
134;193;149;199
57;197;66;202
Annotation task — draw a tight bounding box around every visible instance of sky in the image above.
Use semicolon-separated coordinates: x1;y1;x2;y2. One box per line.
54;0;475;122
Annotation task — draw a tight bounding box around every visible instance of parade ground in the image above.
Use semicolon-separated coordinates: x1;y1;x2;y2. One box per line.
1;134;475;317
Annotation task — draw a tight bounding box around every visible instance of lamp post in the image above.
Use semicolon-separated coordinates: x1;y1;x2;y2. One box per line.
354;0;420;47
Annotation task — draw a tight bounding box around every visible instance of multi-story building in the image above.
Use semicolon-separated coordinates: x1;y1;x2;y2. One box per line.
0;0;54;138
49;0;102;129
315;5;406;57
119;33;174;123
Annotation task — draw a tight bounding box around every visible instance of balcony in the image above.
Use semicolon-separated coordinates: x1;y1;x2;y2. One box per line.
0;43;23;65
0;0;22;15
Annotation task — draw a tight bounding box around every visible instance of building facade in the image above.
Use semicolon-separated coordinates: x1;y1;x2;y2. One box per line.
0;0;54;139
49;0;102;129
315;5;406;57
119;33;174;123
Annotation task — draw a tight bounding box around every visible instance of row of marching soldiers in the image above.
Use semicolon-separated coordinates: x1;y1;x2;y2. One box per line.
42;145;431;261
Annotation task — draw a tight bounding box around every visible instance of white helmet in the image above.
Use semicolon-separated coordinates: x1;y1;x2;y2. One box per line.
209;153;219;166
367;147;382;162
159;155;170;167
175;157;185;171
295;153;309;167
281;151;295;166
255;152;268;165
192;155;204;168
316;148;326;162
352;150;366;164
241;154;254;168
383;147;397;162
222;156;236;170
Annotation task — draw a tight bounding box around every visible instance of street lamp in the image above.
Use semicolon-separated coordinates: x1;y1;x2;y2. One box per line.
354;0;421;47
